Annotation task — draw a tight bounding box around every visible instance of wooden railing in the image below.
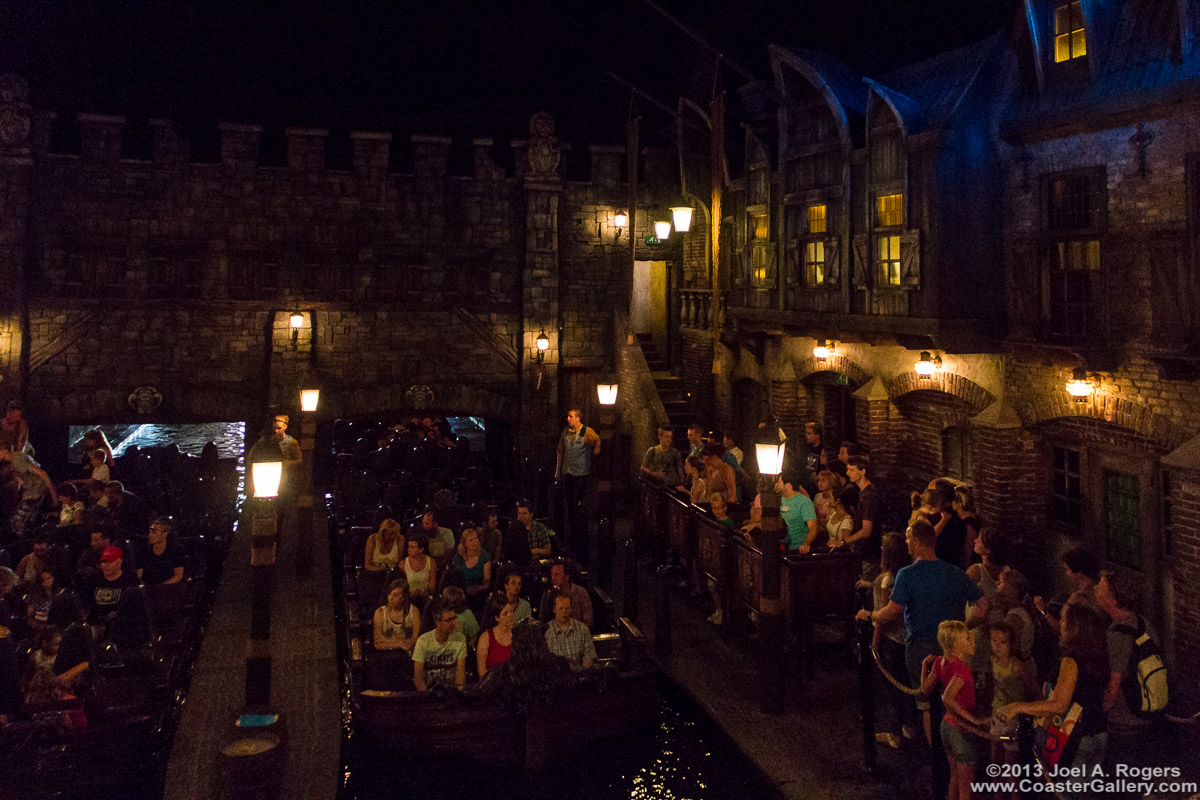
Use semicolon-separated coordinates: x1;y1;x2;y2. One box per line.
634;476;861;635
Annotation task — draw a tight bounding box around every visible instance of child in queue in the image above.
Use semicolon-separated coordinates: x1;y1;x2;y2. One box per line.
920;619;989;800
986;621;1036;800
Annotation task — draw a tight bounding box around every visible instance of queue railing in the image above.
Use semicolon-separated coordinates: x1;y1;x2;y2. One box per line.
635;476;861;647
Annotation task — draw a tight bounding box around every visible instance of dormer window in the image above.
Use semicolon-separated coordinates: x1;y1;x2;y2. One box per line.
1053;1;1086;63
805;205;827;285
875;194;904;287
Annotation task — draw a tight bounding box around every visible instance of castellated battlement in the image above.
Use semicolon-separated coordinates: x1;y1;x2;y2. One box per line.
37;109;672;188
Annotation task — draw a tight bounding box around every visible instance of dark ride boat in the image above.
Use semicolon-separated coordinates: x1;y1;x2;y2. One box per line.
345;616;658;770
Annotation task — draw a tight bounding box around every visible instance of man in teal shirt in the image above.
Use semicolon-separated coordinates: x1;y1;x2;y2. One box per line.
777;470;818;552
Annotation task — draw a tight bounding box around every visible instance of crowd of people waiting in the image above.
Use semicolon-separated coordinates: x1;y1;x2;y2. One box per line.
642;419;1178;799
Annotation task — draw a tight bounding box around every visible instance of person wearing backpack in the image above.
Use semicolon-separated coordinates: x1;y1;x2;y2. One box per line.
1095;570;1173;780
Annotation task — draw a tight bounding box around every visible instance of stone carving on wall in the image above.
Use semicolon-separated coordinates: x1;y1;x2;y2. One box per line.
526;112;560;180
128;386;164;415
405;384;435;410
0;75;31;155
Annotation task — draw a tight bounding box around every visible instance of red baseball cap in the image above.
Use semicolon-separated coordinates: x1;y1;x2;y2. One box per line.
100;545;123;563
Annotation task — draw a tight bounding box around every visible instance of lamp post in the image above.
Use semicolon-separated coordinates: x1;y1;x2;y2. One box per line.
246;456;282;708
221;455;286;798
754;423;787;715
295;388;319;577
595;381;619;583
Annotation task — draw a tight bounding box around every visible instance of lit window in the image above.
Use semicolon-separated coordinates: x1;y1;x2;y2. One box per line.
806;204;827;234
805;241;825;285
878;235;901;286
752;213;770;240
875;194;903;227
1054;1;1086;63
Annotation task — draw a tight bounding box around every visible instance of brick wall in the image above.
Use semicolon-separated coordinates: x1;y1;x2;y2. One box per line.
680;328;714;423
878;391;975;488
1168;473;1200;706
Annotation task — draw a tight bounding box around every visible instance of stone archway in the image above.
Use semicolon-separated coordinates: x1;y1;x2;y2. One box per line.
795;364;868;453
793;354;872;387
1020;393;1182;452
887;371;995;414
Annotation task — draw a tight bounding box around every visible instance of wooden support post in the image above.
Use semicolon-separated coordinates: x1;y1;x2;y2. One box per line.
294;415;316;577
246;500;277;707
856;619;878;773
756;480;786;715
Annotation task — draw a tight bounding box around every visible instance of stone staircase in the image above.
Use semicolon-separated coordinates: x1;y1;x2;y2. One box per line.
636;332;695;436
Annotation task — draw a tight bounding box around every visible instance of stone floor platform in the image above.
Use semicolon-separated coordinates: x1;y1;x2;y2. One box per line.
163;508;341;800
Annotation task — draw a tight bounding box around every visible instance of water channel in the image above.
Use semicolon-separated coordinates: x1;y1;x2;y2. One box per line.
339;683;777;800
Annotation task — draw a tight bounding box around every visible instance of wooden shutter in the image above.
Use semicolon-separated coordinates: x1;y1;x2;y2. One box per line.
851;233;869;289
899;229;921;288
786;237;801;286
824;235;841;286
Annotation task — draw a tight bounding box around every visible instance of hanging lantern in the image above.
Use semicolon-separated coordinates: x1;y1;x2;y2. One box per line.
596;383;619;406
670;205;693;233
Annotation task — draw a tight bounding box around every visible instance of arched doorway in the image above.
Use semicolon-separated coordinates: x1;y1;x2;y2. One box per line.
800;371;858;454
731;378;767;470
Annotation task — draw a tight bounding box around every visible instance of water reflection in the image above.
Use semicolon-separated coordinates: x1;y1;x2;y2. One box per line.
69;422;246;460
339;687;773;800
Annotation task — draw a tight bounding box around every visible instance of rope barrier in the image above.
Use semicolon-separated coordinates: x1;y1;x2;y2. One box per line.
866;643;1000;741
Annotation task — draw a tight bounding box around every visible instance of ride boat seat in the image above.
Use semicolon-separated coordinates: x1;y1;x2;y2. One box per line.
347;526;373;564
617;617;648;671
592;632;621;665
145;581;191;646
88;671;156;724
362;649;415;692
590;587;616;634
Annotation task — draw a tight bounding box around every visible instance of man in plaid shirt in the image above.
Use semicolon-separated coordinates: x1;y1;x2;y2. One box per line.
544;592;595;670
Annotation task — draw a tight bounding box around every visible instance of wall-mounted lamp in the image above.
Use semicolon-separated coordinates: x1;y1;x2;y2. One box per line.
535;329;550;364
654;220;672;240
289;312;304;346
1065;367;1099;403
670;205;693;233
813;340;837;361
596;382;619;406
914;351;943;377
299;388;320;413
614;210;628;229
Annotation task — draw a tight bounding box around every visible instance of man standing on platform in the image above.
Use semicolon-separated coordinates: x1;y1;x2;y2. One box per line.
800;423;823;496
640;425;683;488
835;456;879;580
555;408;600;557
